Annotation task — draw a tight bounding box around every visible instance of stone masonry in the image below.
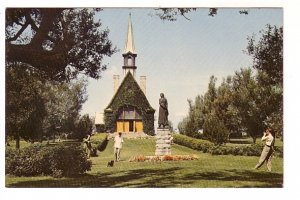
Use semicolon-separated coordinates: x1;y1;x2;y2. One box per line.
155;128;172;156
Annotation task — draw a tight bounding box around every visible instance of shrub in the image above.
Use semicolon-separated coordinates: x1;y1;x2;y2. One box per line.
173;134;283;158
173;134;214;152
5;143;91;177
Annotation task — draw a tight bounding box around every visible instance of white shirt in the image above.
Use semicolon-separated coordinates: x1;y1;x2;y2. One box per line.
114;135;124;148
261;134;274;146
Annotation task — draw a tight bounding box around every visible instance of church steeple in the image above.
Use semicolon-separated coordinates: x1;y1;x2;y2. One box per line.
124;13;136;54
122;13;137;78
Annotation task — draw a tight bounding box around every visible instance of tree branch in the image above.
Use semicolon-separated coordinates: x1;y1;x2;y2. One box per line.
30;8;64;49
6;42;67;78
7;21;29;42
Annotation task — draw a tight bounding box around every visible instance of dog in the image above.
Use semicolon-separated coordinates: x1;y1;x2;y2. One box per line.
107;160;114;167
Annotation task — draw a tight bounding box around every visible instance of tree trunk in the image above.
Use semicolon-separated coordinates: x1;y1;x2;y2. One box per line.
15;133;20;150
252;136;257;144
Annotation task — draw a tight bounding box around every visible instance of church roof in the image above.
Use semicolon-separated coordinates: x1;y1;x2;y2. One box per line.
123;13;136;54
105;72;154;112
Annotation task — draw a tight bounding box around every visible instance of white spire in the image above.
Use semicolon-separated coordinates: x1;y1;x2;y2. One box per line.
123;13;136;54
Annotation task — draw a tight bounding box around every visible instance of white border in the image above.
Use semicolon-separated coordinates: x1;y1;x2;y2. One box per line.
1;0;300;200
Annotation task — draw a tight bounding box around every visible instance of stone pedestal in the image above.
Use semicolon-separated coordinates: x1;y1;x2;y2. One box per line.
155;128;172;156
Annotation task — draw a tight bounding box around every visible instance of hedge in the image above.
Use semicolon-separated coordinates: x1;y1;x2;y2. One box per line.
173;134;283;157
6;143;92;177
173;134;214;153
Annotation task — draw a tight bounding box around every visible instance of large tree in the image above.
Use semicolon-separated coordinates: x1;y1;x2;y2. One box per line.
6;8;116;81
6;63;47;148
246;25;283;138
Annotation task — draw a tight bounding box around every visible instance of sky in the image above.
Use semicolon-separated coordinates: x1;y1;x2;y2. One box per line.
81;8;283;129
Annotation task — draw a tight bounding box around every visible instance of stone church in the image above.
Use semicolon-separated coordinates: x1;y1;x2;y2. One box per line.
104;14;155;135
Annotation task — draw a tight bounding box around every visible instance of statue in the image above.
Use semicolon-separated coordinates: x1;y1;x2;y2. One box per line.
158;93;169;128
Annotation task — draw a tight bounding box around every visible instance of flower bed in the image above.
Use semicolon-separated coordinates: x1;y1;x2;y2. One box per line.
129;154;198;162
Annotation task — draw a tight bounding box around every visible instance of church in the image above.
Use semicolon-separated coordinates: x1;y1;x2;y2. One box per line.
104;14;155;135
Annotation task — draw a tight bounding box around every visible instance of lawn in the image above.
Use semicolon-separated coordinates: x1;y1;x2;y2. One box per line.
5;134;283;188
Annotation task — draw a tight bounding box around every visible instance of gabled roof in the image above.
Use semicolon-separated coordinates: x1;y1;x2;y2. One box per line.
105;72;154;112
123;13;136;54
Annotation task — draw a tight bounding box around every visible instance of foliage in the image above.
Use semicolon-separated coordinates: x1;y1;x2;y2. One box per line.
72;114;93;140
154;8;249;21
154;8;197;21
6;8;116;81
246;25;283;139
231;68;264;143
246;25;283;86
104;72;155;135
173;134;214;153
177;117;189;136
42;80;88;140
214;77;242;138
203;112;230;145
173;134;283;157
6;63;47;148
178;25;283;143
5;143;91;177
6;62;88;148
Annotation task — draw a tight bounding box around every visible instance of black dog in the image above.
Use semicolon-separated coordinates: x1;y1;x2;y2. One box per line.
107;160;114;167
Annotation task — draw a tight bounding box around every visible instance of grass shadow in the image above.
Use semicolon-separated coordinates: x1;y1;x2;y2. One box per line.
183;169;283;187
6;167;186;188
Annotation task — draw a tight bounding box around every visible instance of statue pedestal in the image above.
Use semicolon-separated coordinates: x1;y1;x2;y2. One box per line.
155;128;172;156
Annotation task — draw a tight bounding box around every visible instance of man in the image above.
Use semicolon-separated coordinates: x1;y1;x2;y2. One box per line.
158;93;169;128
254;128;275;171
114;132;124;162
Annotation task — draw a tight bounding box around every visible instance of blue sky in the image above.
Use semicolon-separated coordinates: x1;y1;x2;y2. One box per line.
81;8;283;129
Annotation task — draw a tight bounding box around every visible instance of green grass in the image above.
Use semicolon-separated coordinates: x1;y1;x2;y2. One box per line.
5;136;283;188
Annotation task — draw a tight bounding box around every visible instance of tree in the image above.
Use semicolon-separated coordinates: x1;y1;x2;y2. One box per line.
178;117;189;135
231;68;264;143
178;76;218;138
6;8;116;81
42;80;88;141
214;76;242;138
6;63;47;149
246;25;283;86
246;25;283;139
154;8;249;21
6;62;88;148
73;114;94;140
203;112;229;145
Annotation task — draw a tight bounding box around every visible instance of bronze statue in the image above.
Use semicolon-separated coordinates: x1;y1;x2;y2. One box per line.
158;93;168;128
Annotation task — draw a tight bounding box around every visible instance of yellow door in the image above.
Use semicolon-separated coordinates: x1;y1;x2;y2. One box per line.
135;121;143;132
117;121;124;132
124;121;129;132
117;121;130;132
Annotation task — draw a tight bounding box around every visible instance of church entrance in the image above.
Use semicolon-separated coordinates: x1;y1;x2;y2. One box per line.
116;106;143;133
